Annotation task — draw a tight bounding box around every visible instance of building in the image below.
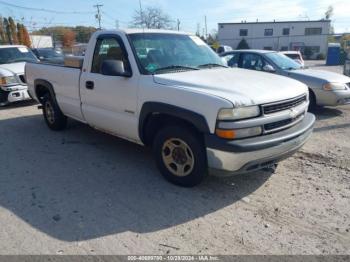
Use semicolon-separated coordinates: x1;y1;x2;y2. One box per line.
30;35;53;48
218;20;331;58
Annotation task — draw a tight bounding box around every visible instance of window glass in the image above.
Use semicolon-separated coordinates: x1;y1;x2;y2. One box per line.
0;47;37;64
223;53;239;67
264;29;273;36
91;37;129;73
282;28;290;35
265;52;302;70
239;29;248;36
241;53;266;71
129;33;225;74
305;28;322;35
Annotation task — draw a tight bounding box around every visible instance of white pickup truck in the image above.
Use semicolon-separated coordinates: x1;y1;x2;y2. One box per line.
26;29;315;187
0;45;38;106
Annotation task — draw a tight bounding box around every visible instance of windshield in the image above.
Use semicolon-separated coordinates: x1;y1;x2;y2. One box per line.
37;49;63;58
266;52;302;70
129;33;226;74
0;47;38;64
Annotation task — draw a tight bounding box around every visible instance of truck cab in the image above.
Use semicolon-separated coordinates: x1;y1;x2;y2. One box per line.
26;29;315;187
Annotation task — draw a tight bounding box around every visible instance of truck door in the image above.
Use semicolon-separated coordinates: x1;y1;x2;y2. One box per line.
80;34;140;141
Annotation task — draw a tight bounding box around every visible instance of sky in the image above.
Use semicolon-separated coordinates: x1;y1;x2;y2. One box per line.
0;0;349;34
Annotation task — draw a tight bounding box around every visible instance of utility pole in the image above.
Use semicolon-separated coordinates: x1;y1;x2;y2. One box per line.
115;20;119;29
139;0;144;28
94;4;103;30
204;15;208;41
177;19;181;31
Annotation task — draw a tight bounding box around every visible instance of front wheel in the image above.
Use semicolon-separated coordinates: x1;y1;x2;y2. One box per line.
153;125;208;187
42;94;67;131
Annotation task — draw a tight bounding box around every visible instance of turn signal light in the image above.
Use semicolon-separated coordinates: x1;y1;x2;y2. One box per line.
215;129;236;139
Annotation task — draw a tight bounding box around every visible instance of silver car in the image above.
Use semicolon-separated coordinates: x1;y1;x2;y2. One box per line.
221;50;350;107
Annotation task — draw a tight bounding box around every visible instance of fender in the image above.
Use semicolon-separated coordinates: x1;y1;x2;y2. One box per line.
139;102;211;143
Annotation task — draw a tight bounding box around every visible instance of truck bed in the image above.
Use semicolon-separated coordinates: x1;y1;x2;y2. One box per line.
26;62;84;120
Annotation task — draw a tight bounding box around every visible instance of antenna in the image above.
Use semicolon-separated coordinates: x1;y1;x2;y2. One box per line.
94;4;103;30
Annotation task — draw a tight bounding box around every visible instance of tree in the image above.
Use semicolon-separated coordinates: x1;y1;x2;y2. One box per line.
62;30;75;48
236;38;250;49
131;7;173;29
3;18;12;44
325;6;334;19
33;26;97;44
17;23;24;45
22;25;31;47
0;17;5;43
8;17;18;44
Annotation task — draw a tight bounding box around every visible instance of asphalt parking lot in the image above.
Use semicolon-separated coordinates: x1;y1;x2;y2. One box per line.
0;64;349;255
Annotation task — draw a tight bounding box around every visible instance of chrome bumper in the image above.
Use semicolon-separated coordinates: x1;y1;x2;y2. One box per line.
0;85;31;105
316;89;350;106
206;113;315;176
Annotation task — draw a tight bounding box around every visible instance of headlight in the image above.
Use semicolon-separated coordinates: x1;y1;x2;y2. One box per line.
216;126;262;140
323;82;347;91
217;106;260;121
0;76;19;86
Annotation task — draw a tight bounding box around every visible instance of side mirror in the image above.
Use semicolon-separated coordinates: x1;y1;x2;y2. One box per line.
101;60;131;77
263;64;276;73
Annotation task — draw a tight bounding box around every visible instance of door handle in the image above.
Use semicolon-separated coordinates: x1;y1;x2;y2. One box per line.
86;81;94;90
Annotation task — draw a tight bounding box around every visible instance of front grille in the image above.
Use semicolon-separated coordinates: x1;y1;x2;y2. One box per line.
263;95;307;115
19;75;26;84
264;114;304;132
265;118;294;131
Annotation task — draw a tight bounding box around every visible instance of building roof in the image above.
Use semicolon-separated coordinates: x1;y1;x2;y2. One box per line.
219;20;331;26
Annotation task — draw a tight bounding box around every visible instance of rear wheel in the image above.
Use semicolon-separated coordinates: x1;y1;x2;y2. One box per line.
153;125;207;187
42;93;67;131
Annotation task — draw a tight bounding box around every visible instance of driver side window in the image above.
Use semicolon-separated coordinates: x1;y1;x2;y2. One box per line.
241;53;266;71
91;37;130;74
223;53;239;67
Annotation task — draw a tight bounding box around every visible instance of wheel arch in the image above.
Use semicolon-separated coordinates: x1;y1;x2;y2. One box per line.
34;79;57;104
139;102;211;146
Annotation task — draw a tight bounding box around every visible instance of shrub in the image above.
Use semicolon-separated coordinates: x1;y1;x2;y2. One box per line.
316;53;325;60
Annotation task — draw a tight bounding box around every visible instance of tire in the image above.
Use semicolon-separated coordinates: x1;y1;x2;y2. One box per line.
263;163;279;173
308;89;317;111
153;125;208;187
42;93;67;131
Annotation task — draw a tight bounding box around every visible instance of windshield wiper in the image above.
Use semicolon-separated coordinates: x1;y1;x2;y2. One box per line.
153;65;199;74
198;63;228;69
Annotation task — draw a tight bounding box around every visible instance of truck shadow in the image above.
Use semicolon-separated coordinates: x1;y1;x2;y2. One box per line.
0;114;273;242
309;107;343;120
0;100;38;111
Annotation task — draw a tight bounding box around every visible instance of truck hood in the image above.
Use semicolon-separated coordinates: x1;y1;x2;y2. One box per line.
289;69;350;83
153;68;308;106
0;62;26;76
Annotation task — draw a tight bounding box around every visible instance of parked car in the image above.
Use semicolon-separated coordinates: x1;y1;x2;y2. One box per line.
217;45;233;54
221;50;350;108
281;51;305;67
0;45;38;106
26;29;315;187
32;48;64;64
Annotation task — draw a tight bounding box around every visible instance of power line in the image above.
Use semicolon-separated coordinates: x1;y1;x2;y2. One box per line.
0;0;94;14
